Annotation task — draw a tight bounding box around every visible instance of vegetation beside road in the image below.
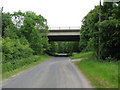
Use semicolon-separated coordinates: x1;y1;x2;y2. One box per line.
3;55;51;80
75;3;119;88
49;41;80;55
79;2;120;60
1;11;51;80
71;52;118;88
71;52;92;59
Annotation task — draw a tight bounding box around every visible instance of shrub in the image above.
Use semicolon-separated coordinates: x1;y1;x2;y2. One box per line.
2;37;33;62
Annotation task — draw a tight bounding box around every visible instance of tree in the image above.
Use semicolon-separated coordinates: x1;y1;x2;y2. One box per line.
2;11;49;62
20;11;49;54
79;2;120;60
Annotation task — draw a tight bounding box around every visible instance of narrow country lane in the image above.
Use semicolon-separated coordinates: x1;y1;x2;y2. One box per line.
3;57;92;88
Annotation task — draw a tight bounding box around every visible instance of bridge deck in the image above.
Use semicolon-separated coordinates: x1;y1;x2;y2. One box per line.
48;28;80;41
48;29;80;36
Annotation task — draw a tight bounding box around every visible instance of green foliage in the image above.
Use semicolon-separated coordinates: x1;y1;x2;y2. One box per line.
2;11;50;81
70;51;93;59
99;19;120;59
2;11;49;62
79;2;120;60
49;42;59;53
49;41;80;54
29;28;43;54
3;55;40;73
3;25;18;39
21;11;49;54
2;13;13;36
2;37;33;62
3;55;51;79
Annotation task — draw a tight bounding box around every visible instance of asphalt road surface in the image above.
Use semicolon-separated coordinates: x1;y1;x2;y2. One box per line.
3;57;92;88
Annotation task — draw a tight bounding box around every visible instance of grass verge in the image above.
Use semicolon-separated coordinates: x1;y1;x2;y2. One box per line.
71;52;93;59
70;52;118;88
2;55;51;81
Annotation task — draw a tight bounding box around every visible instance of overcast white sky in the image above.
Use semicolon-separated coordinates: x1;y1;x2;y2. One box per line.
1;0;102;27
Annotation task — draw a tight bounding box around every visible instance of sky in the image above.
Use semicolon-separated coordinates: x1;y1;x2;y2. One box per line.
0;0;101;28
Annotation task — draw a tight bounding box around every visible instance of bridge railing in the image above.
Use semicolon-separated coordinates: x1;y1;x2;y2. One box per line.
49;27;80;30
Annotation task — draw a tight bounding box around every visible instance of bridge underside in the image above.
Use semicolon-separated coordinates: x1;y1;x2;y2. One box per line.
48;35;80;42
48;28;80;42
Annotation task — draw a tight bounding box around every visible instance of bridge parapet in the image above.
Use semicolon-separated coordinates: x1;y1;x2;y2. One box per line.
49;27;80;30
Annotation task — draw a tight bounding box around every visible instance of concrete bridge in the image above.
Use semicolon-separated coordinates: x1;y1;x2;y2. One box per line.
48;27;80;41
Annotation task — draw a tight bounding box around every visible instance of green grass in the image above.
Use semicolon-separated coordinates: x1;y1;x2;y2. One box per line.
0;64;2;82
2;55;51;81
71;51;93;59
71;52;118;88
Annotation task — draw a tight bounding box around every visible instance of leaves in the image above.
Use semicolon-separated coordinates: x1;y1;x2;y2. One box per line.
2;11;49;61
79;2;120;60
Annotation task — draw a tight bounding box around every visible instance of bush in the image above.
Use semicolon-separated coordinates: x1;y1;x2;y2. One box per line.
2;55;39;73
2;37;33;62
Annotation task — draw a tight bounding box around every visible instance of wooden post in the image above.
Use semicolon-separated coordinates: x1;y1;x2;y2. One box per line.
98;0;101;59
